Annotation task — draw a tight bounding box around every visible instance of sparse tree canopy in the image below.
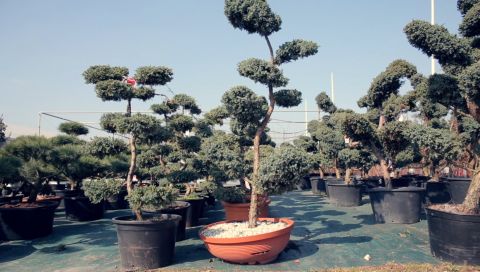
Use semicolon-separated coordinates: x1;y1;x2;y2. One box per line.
87;137;128;159
315;92;337;114
224;0;282;36
58;122;89;136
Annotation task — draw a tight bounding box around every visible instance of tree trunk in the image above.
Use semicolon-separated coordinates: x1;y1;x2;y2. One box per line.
126;99;132;117
319;167;324;179
335;167;341;179
378;114;386;129
371;144;391;187
463;171;480;213
345;168;352;185
450;108;459;134
126;136;139;219
248;35;276;228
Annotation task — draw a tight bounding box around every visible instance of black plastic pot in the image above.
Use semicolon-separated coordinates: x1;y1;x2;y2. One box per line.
299;175;312;190
391;177;412;188
425;181;451;204
368;187;425;224
446;177;471;204
160;201;191;241
426;207;480;265
0;201;57;240
310;176;325;195
327;183;362;207
112;214;181;270
184;198;204;227
325;178;344;197
64;196;104;221
53;189;66;209
105;189;128;210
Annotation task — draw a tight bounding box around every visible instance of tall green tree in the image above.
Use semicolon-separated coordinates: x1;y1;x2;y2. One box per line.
83;65;173;214
0;115;7;144
224;0;318;227
404;0;480;212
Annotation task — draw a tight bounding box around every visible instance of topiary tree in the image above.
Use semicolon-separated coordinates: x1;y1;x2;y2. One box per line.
224;0;318;227
1;136;58;202
58;121;89;136
83;65;173;220
404;0;480;212
406;125;462;181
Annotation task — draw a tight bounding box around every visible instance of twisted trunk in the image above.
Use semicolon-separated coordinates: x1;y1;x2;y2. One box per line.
371;144;391;188
248;35;276;228
345;168;352;185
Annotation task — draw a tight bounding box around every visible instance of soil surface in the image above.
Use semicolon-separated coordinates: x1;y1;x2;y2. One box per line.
202;221;288;238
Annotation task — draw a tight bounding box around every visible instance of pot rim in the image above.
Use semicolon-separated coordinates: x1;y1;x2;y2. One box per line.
0;200;58;210
112;214;182;225
199;217;294;244
445;177;472;182
367;186;425;193
426;207;480;223
327;183;361;188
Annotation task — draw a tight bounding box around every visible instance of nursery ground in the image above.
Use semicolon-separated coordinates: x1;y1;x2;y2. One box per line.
0;190;460;271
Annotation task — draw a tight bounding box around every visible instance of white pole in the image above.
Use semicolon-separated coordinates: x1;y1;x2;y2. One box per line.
304;100;309;136
330;73;335;104
38;112;42;136
431;0;436;75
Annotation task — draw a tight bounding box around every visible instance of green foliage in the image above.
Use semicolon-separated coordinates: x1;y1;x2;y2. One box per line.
172;94;201;114
58;121;89;136
406;124;461;167
222;86;267;123
274;89;302;107
87;137;127;159
95;80;133;101
116;113;161;137
310;122;345;164
3;136;51;161
50;135;85;146
133;86;156;101
197;180;218;195
427;74;465;109
361;60;417;108
292;136;317;153
215;186;246;203
339;113;376;147
378;121;411;160
459;62;480;104
82;178;123;204
0;116;6;143
99;113;123;133
177;136;201;153
151;102;175;116
0;155;21;183
199;132;244;181
238;58;288;87
193;119;213;138
275;39;318;64
83;65;128;84
224;0;281;36
134;66;173;86
126;185;179;215
204;106;229;125
382;93;416;122
168;114;194;133
315;92;337;114
458;0;480;15
404;20;472;67
257;144;312;195
459;3;480;37
167;170;199;184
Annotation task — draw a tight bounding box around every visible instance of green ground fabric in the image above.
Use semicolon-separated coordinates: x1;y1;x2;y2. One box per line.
0;191;438;271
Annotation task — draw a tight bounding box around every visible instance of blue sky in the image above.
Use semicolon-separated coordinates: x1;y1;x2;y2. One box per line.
0;0;462;141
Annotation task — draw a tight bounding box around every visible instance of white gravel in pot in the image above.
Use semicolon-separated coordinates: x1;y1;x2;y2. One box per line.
202;221;288;238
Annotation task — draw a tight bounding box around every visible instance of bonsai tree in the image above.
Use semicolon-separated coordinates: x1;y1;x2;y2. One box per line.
404;0;480;212
340;60;420;188
406;125;461;181
83;65;173;219
338;147;376;183
0;155;22;196
58;121;89;136
224;0;318;227
82;178;124;205
1;136;57;202
126;184;179;220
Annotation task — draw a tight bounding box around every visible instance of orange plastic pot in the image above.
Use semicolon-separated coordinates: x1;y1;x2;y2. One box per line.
221;197;270;221
199;217;294;264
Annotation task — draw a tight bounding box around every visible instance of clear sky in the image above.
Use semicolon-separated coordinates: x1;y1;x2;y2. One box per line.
0;0;462;141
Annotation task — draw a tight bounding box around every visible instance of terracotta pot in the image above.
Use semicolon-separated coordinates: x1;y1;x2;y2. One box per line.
222;197;270;221
199;217;294;264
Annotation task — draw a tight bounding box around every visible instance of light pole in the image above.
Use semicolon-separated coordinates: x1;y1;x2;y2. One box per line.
431;0;436;75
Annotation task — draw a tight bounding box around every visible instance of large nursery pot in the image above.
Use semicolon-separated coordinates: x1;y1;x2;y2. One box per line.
0;201;57;240
184;197;205;227
112;214;181;270
309;175;325;195
425;181;451;204
325;178;344;197
327;183;362;207
53;189;66;209
222;197;271;221
446;177;471;204
426;207;480;265
159;201;191;241
200;217;294;265
64;196;105;221
368;187;425;224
